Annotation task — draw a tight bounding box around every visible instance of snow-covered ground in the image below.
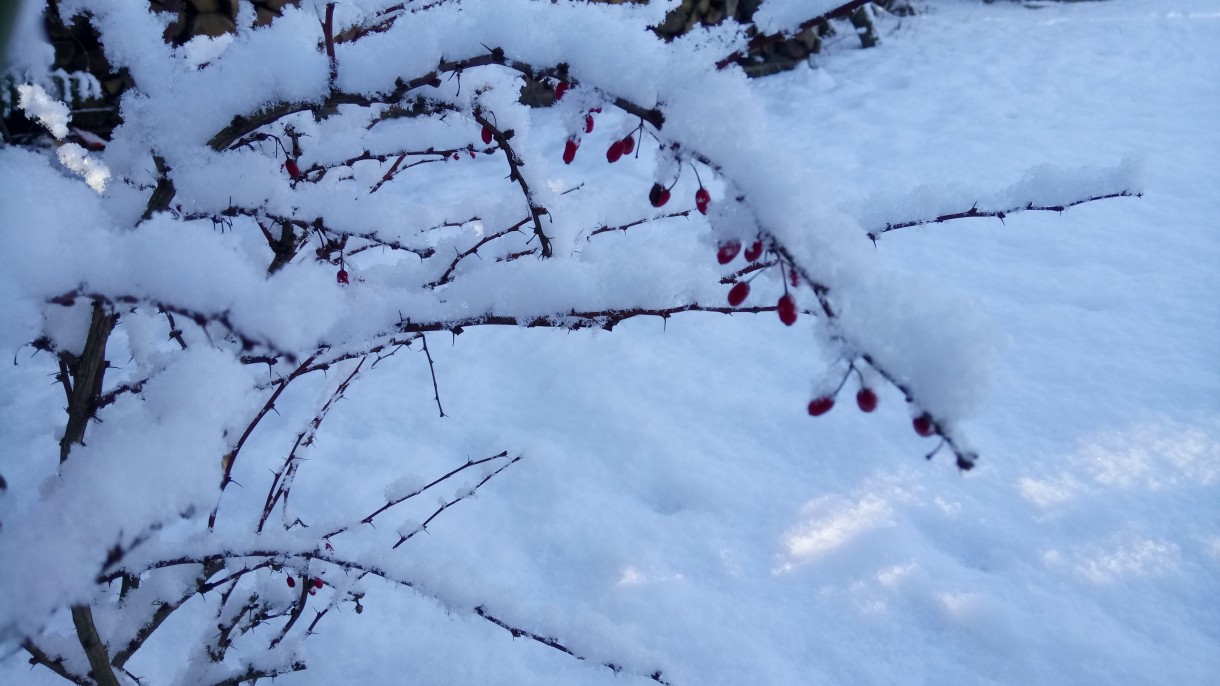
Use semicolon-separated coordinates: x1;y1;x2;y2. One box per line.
3;1;1218;684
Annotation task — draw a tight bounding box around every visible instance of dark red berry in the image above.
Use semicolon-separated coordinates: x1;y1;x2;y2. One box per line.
777;294;798;325
620;134;635;155
913;413;935;437
286;576;296;588
481;127;493;144
807;397;835;416
584;114;595;134
789;268;800;288
309;589;317;596
649;183;670;207
337;269;349;285
695;188;711;215
554;81;569;101
284;158;301;179
469;150;476;159
744;240;764;262
716;239;741;265
727;281;750;307
856;388;878;413
452;152;460;161
606;139;624;163
563;138;579;164
313;578;323;589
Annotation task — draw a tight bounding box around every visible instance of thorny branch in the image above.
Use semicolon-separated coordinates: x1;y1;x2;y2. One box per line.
324;451;513;540
419;334;445;417
22;640;91;686
258;357;368;533
866;191;1142;242
393;454;523;548
472;110;552;257
475;606;671;686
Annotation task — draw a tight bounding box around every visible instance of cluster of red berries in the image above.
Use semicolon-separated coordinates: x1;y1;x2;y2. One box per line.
717;239;799;325
806;387;938;438
286;576;325;595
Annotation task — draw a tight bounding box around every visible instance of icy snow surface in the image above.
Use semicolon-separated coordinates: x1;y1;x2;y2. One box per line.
2;1;1218;685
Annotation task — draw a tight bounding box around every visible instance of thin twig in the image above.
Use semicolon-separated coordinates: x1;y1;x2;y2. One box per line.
420;334;445;417
866;191;1141;241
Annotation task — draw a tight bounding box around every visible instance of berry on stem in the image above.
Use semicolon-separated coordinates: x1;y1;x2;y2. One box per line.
856;388;878;413
649;183;670;208
716;239;741;265
727;281;750;307
584;114;595;134
337;269;349;285
913;413;935;437
481;127;493;144
286;576;296;588
563;138;579;164
620;134;635;155
606;139;624;163
313;578;324;589
284;158;301;179
777;293;798;325
695;187;711;215
744;240;764;262
807;396;835;416
554;81;569;101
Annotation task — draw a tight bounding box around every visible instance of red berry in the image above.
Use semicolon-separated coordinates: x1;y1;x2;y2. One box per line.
452;152;460;161
649;183;670;207
554;81;569;101
727;281;750;307
807;397;835;416
286;576;296;588
481;127;493;144
606;139;624;163
284;158;300;179
313;578;323;589
469;150;476;159
309;589;317;596
620;134;635;155
856;388;878;413
716;239;741;265
337;269;349;285
913;413;935;437
789;268;800;288
584;114;595;134
563;138;579;164
744;240;764;262
695;188;711;215
777;293;798;325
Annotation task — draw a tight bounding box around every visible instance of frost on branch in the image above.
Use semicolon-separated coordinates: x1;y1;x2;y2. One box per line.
0;1;1140;684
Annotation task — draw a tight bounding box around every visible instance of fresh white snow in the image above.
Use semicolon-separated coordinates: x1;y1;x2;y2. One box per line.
1;1;1217;685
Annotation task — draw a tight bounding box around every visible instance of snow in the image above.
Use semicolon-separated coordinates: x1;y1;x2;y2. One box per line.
2;1;1218;685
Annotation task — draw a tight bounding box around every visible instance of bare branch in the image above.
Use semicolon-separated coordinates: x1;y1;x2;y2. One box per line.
258;357;368;533
475;606;671;686
429;217;531;287
866;191;1142;241
393;454;523;548
419;334;445;417
471;110;552;257
327;451;512;539
22;640;92;686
